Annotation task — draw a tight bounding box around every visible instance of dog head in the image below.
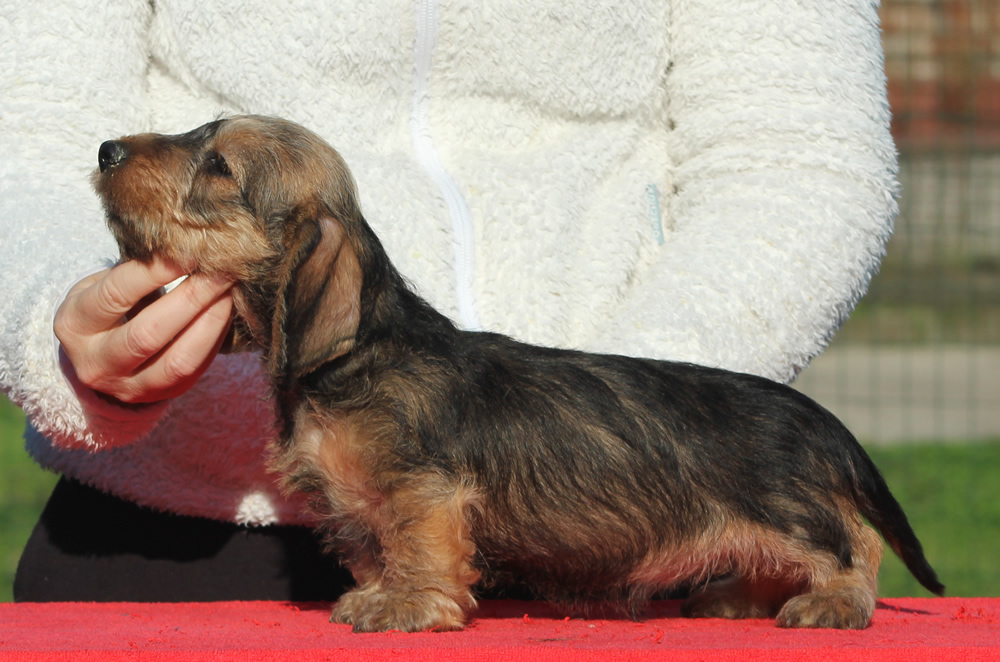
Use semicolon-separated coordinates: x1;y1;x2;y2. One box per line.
94;116;366;379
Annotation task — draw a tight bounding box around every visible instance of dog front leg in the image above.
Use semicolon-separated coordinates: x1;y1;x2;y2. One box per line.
330;478;481;632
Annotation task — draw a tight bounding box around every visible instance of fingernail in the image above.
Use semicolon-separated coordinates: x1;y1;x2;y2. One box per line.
163;275;189;293
211;273;236;287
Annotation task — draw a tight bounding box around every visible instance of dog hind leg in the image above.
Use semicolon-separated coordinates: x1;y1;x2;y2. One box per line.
676;514;882;629
774;520;882;629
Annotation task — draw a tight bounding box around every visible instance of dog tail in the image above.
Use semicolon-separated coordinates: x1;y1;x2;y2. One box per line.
848;441;945;596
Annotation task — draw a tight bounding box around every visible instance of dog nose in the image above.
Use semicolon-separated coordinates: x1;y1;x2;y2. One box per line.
98;140;129;172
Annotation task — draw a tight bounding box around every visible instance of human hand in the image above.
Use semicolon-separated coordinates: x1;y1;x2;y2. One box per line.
54;259;235;405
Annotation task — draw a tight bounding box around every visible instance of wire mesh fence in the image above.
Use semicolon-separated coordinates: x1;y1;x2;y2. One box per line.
794;0;1000;444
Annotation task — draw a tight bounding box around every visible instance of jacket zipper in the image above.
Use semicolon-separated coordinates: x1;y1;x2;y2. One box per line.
411;0;482;331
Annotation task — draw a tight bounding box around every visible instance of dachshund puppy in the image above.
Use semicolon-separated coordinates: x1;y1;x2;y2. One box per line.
94;116;943;632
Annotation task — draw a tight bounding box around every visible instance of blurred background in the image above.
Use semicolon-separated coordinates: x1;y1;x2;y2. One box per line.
796;0;1000;445
1;0;998;602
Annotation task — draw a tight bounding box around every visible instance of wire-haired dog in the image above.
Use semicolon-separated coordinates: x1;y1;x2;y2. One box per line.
94;116;943;632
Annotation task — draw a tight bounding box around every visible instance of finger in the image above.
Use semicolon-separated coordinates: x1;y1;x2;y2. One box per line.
64;268;112;300
99;271;235;376
68;259;190;334
54;269;112;347
117;292;235;403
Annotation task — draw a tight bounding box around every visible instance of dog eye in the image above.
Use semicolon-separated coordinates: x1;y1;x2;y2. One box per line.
205;152;233;178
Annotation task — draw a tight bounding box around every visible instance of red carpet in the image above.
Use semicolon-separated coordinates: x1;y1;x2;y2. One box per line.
1;599;998;661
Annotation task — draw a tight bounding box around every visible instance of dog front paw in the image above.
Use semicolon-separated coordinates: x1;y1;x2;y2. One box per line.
331;586;469;632
329;583;380;627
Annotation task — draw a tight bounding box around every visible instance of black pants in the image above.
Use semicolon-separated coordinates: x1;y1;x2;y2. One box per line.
14;478;353;602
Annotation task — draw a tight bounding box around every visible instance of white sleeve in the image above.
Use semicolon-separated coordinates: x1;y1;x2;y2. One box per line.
589;0;896;384
0;0;170;449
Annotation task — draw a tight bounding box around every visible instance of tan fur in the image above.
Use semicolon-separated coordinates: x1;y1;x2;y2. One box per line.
662;506;882;627
330;479;481;632
776;515;882;628
271;404;482;632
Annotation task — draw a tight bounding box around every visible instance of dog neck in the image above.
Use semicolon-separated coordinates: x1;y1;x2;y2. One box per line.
248;217;462;441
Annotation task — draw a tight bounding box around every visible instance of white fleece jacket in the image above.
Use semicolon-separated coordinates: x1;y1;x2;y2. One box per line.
0;0;897;525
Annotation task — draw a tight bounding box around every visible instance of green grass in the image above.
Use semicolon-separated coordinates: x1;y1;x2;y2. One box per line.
0;396;997;601
868;441;1000;597
0;396;58;603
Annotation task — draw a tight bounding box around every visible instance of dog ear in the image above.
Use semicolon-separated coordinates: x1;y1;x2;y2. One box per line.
270;214;362;380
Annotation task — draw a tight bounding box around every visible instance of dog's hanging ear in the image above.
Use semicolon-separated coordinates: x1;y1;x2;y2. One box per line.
270;214;362;380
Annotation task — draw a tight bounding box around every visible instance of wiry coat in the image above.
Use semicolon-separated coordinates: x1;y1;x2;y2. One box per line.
96;116;941;632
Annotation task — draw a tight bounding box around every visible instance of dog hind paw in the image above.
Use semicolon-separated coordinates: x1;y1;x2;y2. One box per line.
775;590;874;629
681;593;775;620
